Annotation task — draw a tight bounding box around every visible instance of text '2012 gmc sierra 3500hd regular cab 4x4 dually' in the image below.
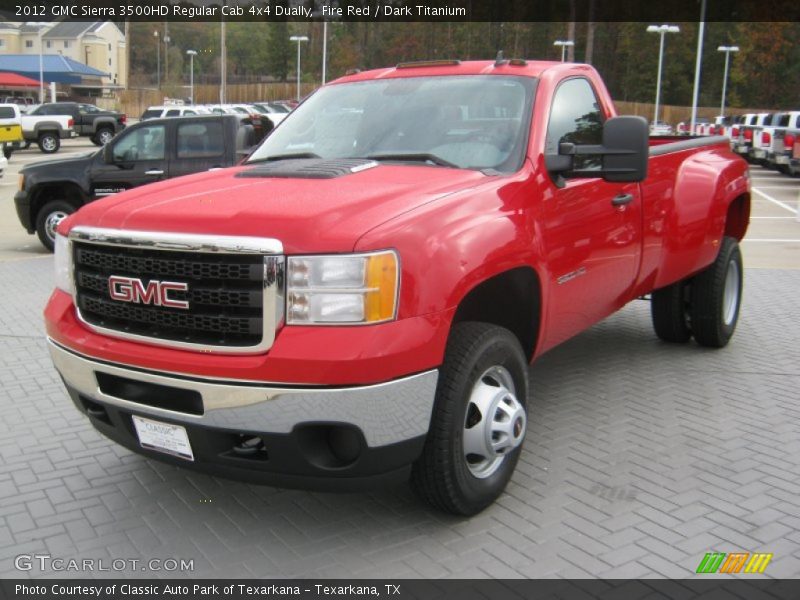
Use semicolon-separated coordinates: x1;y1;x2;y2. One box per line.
45;60;750;515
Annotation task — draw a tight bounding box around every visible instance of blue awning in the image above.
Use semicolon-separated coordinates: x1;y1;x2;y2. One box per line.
0;55;108;84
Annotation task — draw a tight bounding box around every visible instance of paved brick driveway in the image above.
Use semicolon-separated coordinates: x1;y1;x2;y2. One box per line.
0;257;798;579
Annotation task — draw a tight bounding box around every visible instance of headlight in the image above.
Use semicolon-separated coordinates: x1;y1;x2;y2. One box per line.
54;234;74;296
287;250;399;324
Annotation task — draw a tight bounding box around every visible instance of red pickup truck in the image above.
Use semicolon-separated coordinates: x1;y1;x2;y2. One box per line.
45;60;750;515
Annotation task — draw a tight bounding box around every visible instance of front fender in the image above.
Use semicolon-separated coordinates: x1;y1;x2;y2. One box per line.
354;167;547;321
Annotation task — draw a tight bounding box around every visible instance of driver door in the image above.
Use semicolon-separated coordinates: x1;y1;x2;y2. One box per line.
90;123;170;198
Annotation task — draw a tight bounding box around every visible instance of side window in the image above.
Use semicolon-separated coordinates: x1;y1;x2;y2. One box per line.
0;107;15;119
545;78;605;171
177;122;224;158
112;125;166;162
165;109;180;117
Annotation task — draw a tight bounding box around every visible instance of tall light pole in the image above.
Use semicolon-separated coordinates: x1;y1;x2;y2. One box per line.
690;0;707;135
289;35;309;101
186;50;197;104
717;45;739;117
38;25;45;103
220;16;226;104
646;25;680;125
164;33;171;83
322;22;328;85
553;40;574;63
154;30;160;89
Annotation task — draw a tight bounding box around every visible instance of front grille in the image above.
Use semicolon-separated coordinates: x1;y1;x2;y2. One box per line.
73;242;267;348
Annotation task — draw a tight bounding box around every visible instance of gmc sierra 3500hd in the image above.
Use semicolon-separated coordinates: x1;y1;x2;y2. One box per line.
45;60;750;515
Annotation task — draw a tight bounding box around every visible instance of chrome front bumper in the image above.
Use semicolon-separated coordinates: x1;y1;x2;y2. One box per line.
49;339;438;448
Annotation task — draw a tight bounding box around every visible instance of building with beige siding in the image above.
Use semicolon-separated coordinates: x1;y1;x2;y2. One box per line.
0;21;126;88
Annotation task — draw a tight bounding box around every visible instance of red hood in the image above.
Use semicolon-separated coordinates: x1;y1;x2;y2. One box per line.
65;164;488;253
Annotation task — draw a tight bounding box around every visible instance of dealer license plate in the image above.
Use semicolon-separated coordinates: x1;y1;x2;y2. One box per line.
132;415;194;461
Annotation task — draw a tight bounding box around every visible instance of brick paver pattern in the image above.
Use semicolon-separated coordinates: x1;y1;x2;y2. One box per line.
1;257;798;578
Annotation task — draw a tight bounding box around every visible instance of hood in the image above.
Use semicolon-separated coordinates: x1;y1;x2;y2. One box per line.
66;163;489;254
23;151;97;173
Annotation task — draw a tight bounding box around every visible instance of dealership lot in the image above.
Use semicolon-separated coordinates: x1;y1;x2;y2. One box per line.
0;140;798;578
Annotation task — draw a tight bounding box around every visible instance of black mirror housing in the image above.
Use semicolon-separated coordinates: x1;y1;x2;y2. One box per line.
544;115;649;183
103;144;113;164
601;116;649;183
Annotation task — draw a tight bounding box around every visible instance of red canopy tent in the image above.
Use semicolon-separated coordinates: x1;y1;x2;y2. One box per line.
0;72;41;89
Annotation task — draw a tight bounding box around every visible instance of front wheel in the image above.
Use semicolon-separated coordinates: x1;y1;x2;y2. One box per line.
690;236;743;348
411;322;529;515
35;200;74;252
38;132;60;154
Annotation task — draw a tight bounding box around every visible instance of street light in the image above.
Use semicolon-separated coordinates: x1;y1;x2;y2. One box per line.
553;40;574;63
322;22;328;85
717;45;739;117
164;34;171;83
289;35;309;101
186;50;197;105
153;30;160;89
38;25;45;103
646;25;680;126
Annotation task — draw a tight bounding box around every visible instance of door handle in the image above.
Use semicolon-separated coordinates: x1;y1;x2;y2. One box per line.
145;169;164;176
611;193;634;207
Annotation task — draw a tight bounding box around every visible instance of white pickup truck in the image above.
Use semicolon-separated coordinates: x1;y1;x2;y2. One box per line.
745;112;775;164
10;103;75;153
761;111;800;172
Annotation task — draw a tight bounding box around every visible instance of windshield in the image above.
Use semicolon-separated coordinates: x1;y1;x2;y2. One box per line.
247;75;536;171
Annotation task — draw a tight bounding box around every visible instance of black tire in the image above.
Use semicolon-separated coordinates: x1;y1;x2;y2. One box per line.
35;200;74;252
411;322;529;515
95;127;114;146
689;236;743;348
651;280;692;343
2;144;11;159
778;164;790;175
37;132;60;154
90;135;101;146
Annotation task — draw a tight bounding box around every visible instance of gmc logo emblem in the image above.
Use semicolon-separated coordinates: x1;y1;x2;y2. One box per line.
108;276;189;310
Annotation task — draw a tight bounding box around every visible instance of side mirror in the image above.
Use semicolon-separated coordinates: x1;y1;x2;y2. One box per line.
545;116;649;183
600;116;649;182
103;144;113;164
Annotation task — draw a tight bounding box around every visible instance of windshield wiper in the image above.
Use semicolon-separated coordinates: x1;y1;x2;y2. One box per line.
364;153;459;169
248;152;322;164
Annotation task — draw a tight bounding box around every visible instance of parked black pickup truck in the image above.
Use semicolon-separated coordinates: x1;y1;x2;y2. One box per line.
27;102;126;146
16;114;256;250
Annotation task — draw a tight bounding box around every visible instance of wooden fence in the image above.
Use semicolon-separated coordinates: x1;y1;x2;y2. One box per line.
101;87;771;125
615;101;770;125
99;83;317;118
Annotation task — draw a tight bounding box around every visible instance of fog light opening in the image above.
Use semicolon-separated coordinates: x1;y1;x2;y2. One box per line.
232;435;267;458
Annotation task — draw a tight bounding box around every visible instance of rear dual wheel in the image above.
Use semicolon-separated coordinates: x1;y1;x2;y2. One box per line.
651;236;743;348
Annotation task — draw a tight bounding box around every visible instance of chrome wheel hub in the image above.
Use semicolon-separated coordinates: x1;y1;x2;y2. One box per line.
463;366;526;479
42;137;56;151
45;211;68;242
98;130;113;144
722;259;740;326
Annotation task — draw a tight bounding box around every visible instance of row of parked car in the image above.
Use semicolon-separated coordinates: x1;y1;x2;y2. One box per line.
660;112;800;176
140;101;294;139
0;101;127;154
